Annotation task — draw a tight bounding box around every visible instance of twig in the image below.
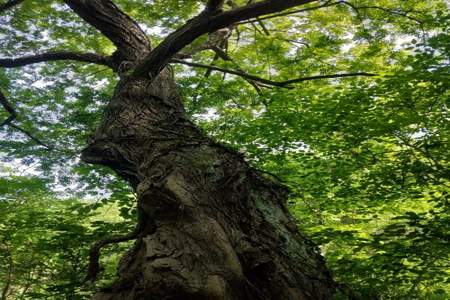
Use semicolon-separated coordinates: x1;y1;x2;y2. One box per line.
237;0;337;25
9;123;53;149
0;89;53;149
171;59;376;88
0;90;17;127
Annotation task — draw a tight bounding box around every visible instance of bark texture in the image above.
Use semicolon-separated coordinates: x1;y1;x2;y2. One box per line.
81;71;336;299
59;0;338;298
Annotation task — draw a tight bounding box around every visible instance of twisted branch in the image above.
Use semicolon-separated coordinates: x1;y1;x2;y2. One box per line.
85;208;156;282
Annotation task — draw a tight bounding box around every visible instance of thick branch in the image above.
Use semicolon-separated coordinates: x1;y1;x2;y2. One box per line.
0;0;25;13
85;208;156;282
0;51;115;69
86;232;139;282
171;59;375;87
133;0;318;78
63;0;150;61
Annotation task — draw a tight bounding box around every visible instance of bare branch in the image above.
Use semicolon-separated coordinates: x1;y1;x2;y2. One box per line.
85;208;156;282
209;46;263;93
9;123;53;149
0;51;115;69
63;0;150;61
238;0;337;25
281;72;376;85
242;0;271;34
255;17;270;35
133;0;319;78
0;90;17;126
1;89;52;149
0;0;25;13
340;1;424;24
86;232;139;282
171;59;375;88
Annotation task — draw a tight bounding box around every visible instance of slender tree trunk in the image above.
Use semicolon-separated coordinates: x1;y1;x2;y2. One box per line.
81;69;337;300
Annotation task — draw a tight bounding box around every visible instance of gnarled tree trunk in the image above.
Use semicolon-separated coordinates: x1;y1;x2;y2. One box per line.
81;69;336;299
52;1;340;299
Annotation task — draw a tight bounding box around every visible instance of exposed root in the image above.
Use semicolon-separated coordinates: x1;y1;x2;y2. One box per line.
84;207;156;283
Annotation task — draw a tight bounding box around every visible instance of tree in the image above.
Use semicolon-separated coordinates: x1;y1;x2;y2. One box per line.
0;0;448;299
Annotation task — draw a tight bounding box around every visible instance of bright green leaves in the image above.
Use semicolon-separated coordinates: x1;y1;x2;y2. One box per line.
0;0;449;299
0;175;136;299
178;7;450;298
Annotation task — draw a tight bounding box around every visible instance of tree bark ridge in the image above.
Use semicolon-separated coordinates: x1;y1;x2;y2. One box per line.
63;0;151;61
82;70;336;299
56;0;339;298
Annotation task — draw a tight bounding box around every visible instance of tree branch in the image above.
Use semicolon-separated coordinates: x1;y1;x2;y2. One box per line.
62;0;151;61
133;0;319;78
281;72;376;85
340;1;424;24
1;89;52;149
209;46;263;93
171;59;375;88
0;51;115;69
0;90;17;126
9;123;53;149
238;0;337;25
0;0;25;13
85;232;139;282
85;207;156;282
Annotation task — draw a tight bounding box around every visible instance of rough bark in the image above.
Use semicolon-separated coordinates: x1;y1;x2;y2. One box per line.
81;70;337;299
57;0;338;298
63;0;151;61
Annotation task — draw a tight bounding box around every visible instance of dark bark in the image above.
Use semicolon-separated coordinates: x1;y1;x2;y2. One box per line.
62;0;151;61
171;59;375;88
81;70;336;299
133;0;317;78
0;90;51;148
0;51;114;69
0;0;25;13
58;0;338;298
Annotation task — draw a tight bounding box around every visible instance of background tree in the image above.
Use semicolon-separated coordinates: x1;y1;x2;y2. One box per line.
0;0;448;299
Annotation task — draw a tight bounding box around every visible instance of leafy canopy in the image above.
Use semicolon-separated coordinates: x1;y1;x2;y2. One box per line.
0;0;449;299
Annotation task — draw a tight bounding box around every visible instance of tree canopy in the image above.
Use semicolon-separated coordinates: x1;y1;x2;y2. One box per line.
0;0;449;299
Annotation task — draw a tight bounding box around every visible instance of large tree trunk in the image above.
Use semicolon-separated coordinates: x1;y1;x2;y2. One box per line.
81;70;336;300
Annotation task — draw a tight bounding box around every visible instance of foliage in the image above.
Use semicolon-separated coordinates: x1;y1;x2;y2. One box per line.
0;175;135;299
0;0;449;299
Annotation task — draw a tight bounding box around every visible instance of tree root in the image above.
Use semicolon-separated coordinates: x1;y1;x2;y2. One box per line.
84;207;156;282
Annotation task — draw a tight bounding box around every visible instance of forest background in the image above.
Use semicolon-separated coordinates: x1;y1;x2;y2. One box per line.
0;0;449;299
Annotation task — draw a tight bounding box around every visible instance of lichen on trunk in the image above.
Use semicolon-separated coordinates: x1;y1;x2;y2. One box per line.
81;69;337;300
